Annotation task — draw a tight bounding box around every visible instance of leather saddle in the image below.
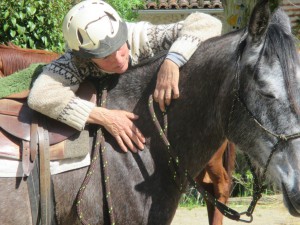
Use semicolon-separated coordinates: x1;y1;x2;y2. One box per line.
0;81;97;176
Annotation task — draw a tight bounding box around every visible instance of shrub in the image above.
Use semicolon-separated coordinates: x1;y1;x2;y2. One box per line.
0;0;73;53
106;0;144;22
0;0;143;52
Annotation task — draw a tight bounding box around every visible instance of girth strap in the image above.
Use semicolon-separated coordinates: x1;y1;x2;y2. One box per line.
38;119;52;225
27;159;41;225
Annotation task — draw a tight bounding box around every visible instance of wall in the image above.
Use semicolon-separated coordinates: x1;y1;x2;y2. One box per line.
137;0;300;33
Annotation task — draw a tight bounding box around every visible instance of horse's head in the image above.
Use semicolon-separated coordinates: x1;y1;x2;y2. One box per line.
229;0;300;216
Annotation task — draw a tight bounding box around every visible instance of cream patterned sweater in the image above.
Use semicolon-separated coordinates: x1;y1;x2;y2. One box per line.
28;12;222;130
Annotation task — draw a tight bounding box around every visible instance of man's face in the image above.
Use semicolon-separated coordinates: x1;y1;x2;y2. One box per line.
91;43;129;74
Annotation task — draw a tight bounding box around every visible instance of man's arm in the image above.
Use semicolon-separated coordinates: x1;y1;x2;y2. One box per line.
153;12;223;111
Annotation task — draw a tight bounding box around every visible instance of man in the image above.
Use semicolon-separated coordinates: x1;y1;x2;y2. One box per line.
28;0;222;153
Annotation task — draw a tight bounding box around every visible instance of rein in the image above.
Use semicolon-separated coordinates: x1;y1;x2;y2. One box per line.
76;79;116;225
148;95;243;222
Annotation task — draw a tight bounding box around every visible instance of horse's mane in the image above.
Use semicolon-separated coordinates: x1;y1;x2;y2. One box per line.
265;13;300;115
0;43;59;77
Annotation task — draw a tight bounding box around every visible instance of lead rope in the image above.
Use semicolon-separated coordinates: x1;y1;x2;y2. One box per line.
148;95;244;222
98;88;116;225
76;86;115;225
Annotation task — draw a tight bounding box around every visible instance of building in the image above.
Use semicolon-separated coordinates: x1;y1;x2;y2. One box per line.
137;0;300;34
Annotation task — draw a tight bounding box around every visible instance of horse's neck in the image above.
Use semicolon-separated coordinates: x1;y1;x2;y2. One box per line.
168;32;242;174
185;32;240;121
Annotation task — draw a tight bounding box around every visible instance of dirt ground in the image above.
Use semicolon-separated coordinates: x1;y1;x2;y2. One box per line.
172;195;300;225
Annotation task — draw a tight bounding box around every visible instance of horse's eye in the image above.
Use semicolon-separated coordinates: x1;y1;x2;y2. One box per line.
258;90;276;99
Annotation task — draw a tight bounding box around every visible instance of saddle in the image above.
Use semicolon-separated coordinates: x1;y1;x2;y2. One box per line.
0;81;97;176
0;80;97;225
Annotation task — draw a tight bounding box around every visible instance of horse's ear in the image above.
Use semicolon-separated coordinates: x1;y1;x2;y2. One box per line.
248;0;270;42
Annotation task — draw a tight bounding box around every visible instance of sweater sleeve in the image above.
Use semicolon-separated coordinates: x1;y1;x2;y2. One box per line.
128;13;222;67
168;12;222;65
28;53;96;131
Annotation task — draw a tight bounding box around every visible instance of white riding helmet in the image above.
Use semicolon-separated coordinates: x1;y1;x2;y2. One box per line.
62;0;128;58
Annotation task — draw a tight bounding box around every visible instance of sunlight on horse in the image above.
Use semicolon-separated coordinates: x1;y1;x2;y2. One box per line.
1;0;300;224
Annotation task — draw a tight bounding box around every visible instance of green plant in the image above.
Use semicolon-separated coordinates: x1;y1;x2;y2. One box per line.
106;0;144;22
0;0;144;52
0;0;73;52
179;186;205;208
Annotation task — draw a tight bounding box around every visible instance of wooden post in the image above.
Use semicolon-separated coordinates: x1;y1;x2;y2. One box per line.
222;0;257;33
222;0;282;33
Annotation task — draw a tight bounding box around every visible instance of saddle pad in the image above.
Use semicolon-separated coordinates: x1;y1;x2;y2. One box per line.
0;153;91;177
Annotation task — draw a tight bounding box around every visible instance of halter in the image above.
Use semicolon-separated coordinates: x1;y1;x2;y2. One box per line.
228;29;300;219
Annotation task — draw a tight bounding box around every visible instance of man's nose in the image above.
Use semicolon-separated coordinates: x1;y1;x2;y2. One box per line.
111;50;123;62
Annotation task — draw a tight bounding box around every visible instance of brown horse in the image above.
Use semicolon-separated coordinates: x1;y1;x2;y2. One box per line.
195;141;235;225
0;42;235;225
0;43;59;77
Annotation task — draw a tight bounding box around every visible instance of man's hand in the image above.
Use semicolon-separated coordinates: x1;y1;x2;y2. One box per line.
154;59;180;112
87;107;145;153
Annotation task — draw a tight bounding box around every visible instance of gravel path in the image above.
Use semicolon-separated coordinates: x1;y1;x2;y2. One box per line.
172;195;300;225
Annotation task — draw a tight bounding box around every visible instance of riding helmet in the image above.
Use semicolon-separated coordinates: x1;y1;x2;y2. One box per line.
62;0;128;58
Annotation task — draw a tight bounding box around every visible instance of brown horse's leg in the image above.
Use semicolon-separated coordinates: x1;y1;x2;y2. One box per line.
195;171;216;225
195;140;233;225
205;141;232;225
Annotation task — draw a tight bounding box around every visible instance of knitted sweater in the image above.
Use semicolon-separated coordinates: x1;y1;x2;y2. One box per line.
28;12;222;130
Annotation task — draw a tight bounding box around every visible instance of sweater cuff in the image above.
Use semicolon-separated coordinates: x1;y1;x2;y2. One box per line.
166;52;187;67
57;97;96;131
169;36;200;62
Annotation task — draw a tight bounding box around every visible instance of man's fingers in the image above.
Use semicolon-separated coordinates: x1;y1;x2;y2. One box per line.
172;83;180;99
125;126;145;150
153;88;159;102
120;132;137;153
115;136;128;153
158;90;166;112
132;126;146;144
125;113;145;144
125;111;139;120
165;89;172;106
